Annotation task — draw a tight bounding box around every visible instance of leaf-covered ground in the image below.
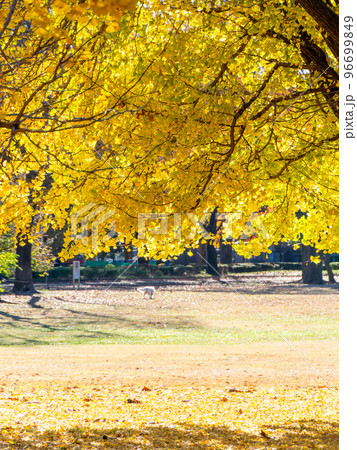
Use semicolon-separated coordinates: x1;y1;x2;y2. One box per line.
0;279;338;447
0;382;338;449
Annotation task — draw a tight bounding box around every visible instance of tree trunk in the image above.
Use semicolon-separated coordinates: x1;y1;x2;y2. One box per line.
124;243;134;261
13;239;36;294
197;242;207;265
301;244;323;284
137;256;149;266
322;252;336;283
206;241;219;275
204;207;219;276
220;240;233;264
296;0;339;58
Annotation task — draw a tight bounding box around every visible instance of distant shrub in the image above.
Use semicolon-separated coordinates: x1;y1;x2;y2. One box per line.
104;267;118;278
172;265;187;275
157;266;172;276
255;262;278;271
124;266;140;276
329;262;339;271
135;267;150;277
227;263;257;273
82;267;97;280
185;263;203;275
42;259;316;281
217;262;300;274
48;266;72;279
152;268;165;278
0;252;17;279
278;262;302;270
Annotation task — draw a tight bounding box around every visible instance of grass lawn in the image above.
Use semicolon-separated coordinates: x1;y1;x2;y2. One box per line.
0;286;338;346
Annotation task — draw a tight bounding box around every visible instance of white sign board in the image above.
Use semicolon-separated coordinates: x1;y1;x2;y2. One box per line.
73;261;81;288
73;261;80;280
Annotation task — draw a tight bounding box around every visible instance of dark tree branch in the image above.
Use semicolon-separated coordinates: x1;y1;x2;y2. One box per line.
296;0;339;59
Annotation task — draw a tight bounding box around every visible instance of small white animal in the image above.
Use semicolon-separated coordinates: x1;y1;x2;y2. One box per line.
137;286;156;299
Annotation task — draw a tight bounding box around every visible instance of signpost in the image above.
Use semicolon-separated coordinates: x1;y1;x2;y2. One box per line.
73;260;81;289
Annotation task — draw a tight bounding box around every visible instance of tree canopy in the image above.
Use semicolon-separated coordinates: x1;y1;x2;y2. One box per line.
0;0;339;262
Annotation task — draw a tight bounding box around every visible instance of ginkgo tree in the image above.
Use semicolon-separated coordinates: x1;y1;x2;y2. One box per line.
65;0;338;276
0;0;140;291
0;0;339;290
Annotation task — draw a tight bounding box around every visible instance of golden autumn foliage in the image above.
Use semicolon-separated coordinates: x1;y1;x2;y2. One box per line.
0;0;339;260
0;383;338;449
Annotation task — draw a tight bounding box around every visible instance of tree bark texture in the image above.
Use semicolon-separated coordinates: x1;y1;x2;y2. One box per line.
220;240;233;264
322;252;336;283
13;238;36;294
301;244;323;284
297;0;339;58
204;207;220;276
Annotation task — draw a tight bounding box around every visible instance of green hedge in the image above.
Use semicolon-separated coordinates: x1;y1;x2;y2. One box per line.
218;262;302;273
219;262;280;273
33;260;338;280
42;266;72;279
218;261;338;273
36;263;203;280
278;262;302;270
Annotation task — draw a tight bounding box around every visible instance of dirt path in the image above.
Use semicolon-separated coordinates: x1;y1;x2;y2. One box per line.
0;341;337;389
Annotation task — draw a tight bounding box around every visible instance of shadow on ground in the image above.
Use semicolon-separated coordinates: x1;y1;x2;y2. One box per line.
0;420;338;448
0;294;204;345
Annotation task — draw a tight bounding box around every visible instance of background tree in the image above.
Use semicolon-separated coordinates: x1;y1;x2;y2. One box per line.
322;252;336;283
0;228;54;293
0;233;17;293
202;207;219;276
0;0;139;291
